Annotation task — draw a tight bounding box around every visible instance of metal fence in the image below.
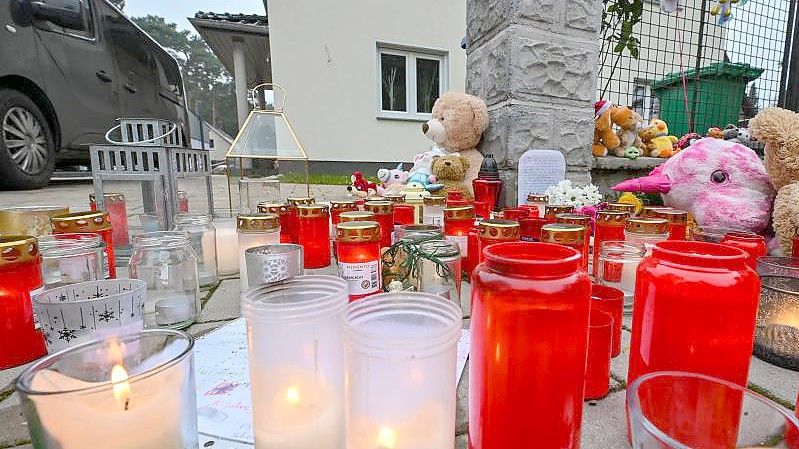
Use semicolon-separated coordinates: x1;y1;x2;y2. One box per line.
598;0;797;137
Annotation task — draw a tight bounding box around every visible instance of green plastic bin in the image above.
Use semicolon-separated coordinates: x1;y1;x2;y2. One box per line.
651;62;763;137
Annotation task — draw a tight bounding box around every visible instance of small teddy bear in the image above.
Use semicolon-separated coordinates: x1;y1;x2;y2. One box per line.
376;163;409;196
639;119;678;158
612;106;646;157
431;153;473;200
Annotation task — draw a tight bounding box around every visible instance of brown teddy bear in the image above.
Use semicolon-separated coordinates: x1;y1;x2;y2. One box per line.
423;92;488;195
592;101;622;157
750;107;799;255
612;106;646;156
431;153;473;200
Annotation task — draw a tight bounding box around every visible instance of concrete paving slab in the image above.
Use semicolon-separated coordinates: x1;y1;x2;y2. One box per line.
581;391;629;448
748;355;799;407
186;320;232;338
0;402;30;448
610;327;632;383
197;279;241;323
0;364;29;398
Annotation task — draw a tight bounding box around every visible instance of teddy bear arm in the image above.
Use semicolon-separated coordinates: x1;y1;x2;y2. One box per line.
772;184;799;255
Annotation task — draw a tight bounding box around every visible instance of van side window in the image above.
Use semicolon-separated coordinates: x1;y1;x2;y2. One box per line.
41;0;95;39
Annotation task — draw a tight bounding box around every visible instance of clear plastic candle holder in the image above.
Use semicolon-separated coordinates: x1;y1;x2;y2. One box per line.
16;329;198;449
628;371;799;449
239;177;281;213
344;292;462;449
238;213;281;289
757;256;799;277
173;213;218;288
212;209;240;276
39;233;106;288
598;241;646;314
241;275;348;449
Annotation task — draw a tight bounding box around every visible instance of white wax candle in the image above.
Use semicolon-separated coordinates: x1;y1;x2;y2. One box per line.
620;260;639;312
215;225;239;276
350;401;450;449
155;294;196;326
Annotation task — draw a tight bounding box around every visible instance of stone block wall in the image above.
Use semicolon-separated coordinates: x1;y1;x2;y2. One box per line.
466;0;602;205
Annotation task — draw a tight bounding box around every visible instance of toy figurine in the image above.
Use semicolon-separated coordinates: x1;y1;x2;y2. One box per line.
639;119;679;158
376;163;409;196
706;127;725;139
350;171;377;196
675;133;703;153
624;146;642;159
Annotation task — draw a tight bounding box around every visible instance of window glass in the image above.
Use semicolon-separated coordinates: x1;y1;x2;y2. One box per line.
42;0;94;37
381;53;407;112
416;58;440;113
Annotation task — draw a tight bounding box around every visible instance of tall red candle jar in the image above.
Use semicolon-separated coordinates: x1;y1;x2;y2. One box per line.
591;284;624;357
627;241;760;396
422;195;447;226
89;192;129;248
329;199;358;230
472;200;490;220
477;219;520;265
593;210;629;278
526;194;549;218
555;213;591;264
720;231;767;270
519;217;547;242
257;202;292;244
444;206;475;259
652;208;689;240
624;217;669;253
0;236;46;369
285;197;315;244
473;157;503;213
51;211;115;279
584;309;613;400
541;223;588;271
297;204;331;269
544;204;574;223
336;221;382;301
470;242;591;449
606;202;637;215
446;190;467;207
464;223;480;277
364;201;394;248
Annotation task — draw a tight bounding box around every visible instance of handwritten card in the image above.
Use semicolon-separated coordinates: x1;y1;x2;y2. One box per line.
516;149;566;205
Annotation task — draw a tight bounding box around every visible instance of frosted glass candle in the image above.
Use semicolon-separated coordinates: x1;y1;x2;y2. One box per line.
241;275;348;449
598;241;646;315
238;214;281;290
423;195;447;227
344;292;462;449
213;209;239;276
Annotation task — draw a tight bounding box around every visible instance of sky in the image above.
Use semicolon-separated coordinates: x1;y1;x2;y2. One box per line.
124;0;265;32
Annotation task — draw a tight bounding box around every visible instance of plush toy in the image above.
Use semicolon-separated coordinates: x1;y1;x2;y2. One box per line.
430;153;473;200
612;137;774;234
639;119;679;158
376;163;409;196
613;106;646;156
617;191;644;214
623;146;642;159
674;133;703;153
750;107;799;255
706;127;725;139
422;92;488;195
407;148;444;191
722;124;760;148
350;171;377;197
592;101;622;157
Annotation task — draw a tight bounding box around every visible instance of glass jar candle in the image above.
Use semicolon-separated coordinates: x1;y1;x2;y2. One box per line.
606;202;637;214
286;197;316;244
177;190;189;212
0;236;46;369
443;205;475;258
720;231;767;270
519;217;547;242
592;210;629;278
652;208;689;240
526;194;549;218
756;256;799;278
477;219;520;266
296;205;331;269
336;221;382;301
591;284;624;358
258;202;293;244
330;199;359;233
89;192;130;248
344;292;462;449
598;241;646;314
555;213;591;266
418;240;462;303
39;234;105;288
541;223;588;271
544;204;574;223
471;242;591;449
0;206;69;237
754;276;799;369
238;213;281;287
241;275;348;449
129;231;200;329
628;241;759;394
239;177;281;213
422;195;447;226
16;329;198;449
174;214;218;287
212;209;239;276
584;309;612;400
624;217;669;253
364;201;394;248
52;210;116;278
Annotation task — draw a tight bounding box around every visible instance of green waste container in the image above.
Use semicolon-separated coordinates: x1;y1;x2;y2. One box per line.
651;62;763;137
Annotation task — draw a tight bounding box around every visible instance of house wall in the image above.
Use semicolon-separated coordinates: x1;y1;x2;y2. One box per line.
266;0;467;166
209;127;232;161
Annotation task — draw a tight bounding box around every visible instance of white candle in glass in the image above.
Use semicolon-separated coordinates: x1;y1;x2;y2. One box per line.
215;224;239;276
238;231;280;290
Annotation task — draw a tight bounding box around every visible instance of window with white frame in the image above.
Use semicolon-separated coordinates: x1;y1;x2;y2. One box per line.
631;80;653;120
377;43;448;120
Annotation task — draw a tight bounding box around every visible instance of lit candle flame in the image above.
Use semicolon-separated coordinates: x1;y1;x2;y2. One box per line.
111;364;131;411
286;386;301;405
376;426;397;449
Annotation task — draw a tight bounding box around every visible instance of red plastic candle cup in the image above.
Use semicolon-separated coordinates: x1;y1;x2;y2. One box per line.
593;211;629;278
720;231;767;270
464;225;480;277
392;204;416;226
519;217;547;242
89;192;129;248
258;202;292;244
447;191;473;208
477;219;520;266
336;221;382;301
591;284;624;357
652;208;689;240
447;191;464;203
296;204;331;269
444;206;475;259
628;241;760;403
473;178;503;213
518;204;539;219
544;204;574;223
0;236;47;369
51;211;115;279
177;190;189;213
330;199;359;228
364;201;394;248
471;242;591;449
555;213;592;268
541;223;588;271
584;309;613;400
500;208;528;221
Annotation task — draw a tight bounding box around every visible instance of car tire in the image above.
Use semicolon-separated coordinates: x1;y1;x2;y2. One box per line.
0;89;56;190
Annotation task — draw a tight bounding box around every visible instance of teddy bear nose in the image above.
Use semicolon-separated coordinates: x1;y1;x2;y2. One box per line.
422;123;429;133
445;161;452;166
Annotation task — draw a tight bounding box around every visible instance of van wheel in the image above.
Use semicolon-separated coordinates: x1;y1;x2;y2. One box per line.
0;89;55;190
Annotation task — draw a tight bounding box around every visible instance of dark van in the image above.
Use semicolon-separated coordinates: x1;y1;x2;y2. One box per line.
0;0;187;189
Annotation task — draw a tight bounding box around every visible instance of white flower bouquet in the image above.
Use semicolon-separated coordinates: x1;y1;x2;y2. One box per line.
544;180;603;208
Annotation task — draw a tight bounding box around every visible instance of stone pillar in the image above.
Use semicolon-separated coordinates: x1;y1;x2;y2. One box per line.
232;37;249;129
466;0;602;205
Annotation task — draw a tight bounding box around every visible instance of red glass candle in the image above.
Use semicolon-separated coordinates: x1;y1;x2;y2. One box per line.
330;199;359;228
336;221;382;301
364;201;394;248
720;231;767;270
499;208;527;221
464;224;480;277
591;284;624;357
477;219;520;266
393;204;416;226
584;309;613;400
519;217;547;242
470;242;591;449
593;211;628;278
473;179;502;214
51;211;115;278
444;206;475;261
177;190;189;213
652;208;689;240
628;240;759;398
606;202;637;215
0;236;46;369
89;192;129;248
339;211;375;223
556;213;592;266
473;200;490;219
297;204;331;269
544;204;574;223
526;194;549;218
541;223;588;271
257;202;292;244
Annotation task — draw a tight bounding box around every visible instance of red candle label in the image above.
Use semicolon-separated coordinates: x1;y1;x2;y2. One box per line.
338;261;380;296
